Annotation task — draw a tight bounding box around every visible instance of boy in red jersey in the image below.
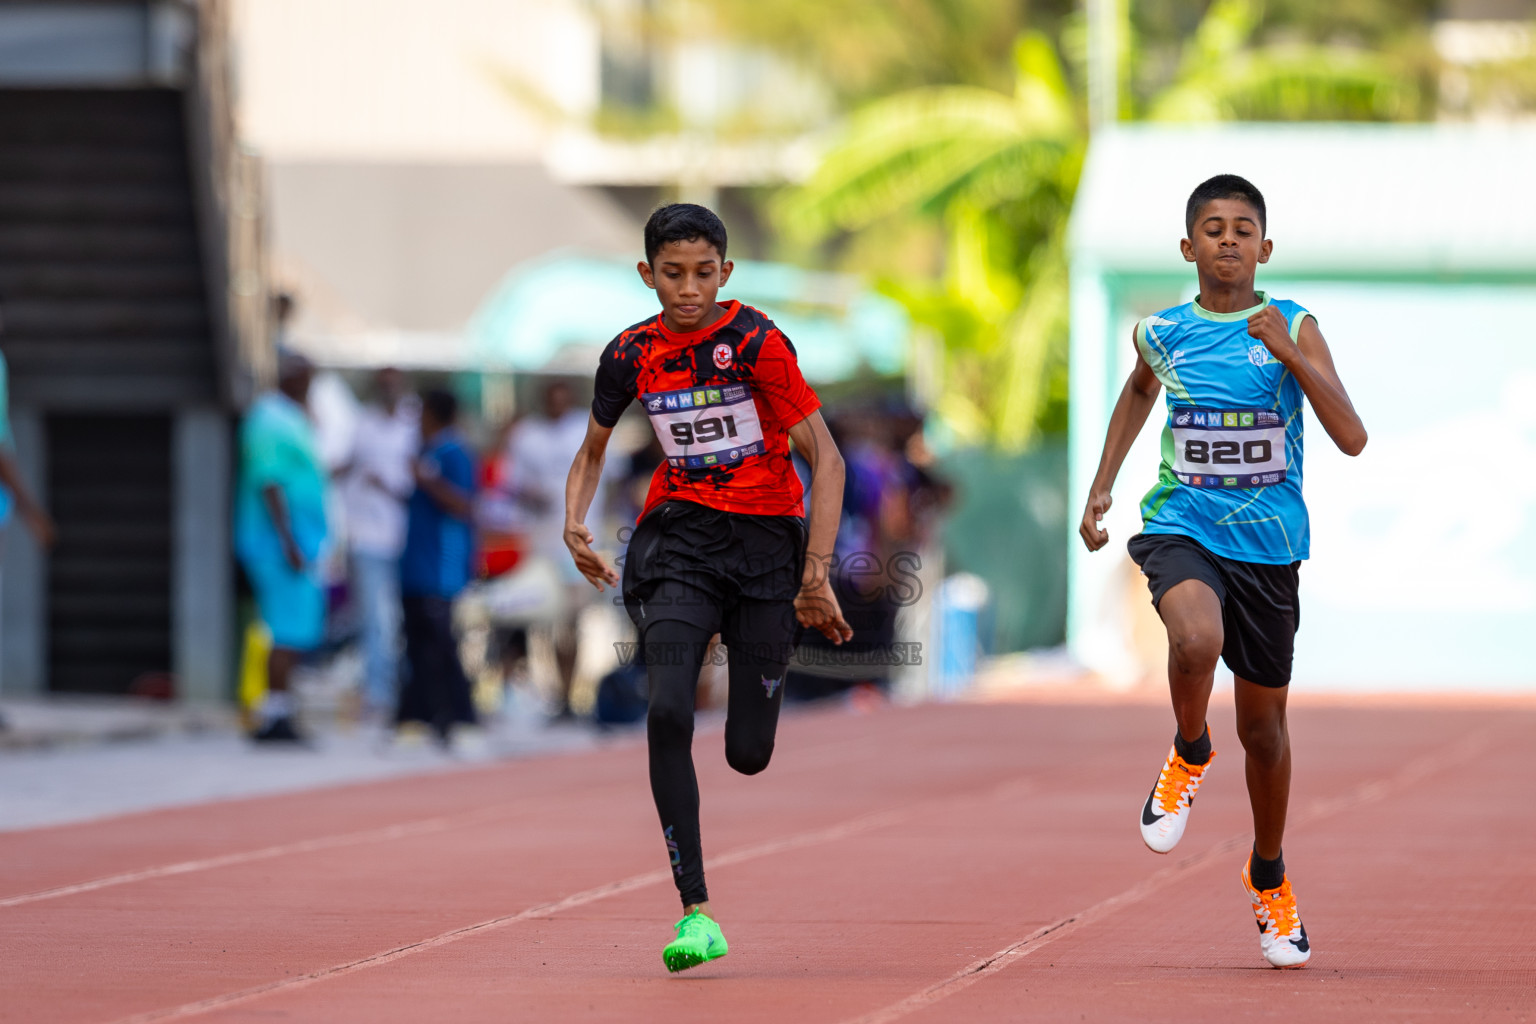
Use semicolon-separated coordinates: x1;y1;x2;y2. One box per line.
564;204;853;972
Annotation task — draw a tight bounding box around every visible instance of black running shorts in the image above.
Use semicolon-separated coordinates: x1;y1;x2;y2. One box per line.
622;500;807;649
1126;532;1301;688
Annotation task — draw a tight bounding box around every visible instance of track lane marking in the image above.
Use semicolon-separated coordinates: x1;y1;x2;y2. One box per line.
84;720;1491;1023
0;805;518;909
839;729;1495;1024
3;708;923;910
103;775;1041;1024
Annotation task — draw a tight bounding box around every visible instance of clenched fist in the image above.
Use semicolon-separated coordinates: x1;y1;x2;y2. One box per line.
1246;305;1299;368
1079;490;1113;552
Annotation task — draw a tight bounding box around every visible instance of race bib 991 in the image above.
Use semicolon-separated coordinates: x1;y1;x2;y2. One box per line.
642;383;765;470
1170;408;1287;488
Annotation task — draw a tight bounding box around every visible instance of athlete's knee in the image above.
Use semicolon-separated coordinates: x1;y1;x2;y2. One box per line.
1237;713;1287;765
1169;627;1222;675
725;735;774;776
647;697;694;747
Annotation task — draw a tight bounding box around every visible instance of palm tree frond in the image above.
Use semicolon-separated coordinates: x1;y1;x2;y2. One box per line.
778;85;1074;240
1012;30;1078;132
1222;49;1418;120
1153;46;1417;122
1190;0;1264;68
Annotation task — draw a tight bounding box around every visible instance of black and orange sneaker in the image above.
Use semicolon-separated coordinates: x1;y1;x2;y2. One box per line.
1242;854;1311;968
1139;745;1215;853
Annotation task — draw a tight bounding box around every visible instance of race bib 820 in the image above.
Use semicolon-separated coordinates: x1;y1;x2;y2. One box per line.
641;383;765;470
1170;408;1287;488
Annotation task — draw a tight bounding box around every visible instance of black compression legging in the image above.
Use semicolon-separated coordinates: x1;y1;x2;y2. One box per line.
644;614;792;908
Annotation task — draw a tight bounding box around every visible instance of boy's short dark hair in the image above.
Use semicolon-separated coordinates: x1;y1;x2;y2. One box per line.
1186;174;1266;237
423;388;458;425
644;203;728;263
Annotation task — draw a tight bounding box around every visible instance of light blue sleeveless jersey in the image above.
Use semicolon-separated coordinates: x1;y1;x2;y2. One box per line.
1135;292;1313;565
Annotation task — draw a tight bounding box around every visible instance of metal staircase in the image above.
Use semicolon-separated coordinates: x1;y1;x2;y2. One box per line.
0;90;205;694
0;0;266;699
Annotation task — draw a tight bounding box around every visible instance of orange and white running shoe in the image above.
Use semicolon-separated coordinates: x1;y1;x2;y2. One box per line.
1138;745;1215;853
1242;855;1311;968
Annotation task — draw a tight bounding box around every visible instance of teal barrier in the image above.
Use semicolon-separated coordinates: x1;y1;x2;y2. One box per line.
939;440;1069;653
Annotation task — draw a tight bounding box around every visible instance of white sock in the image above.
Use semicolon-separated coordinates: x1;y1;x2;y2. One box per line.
260;691;294;723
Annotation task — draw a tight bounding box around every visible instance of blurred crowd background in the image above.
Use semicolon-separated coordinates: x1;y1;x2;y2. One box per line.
0;0;1532;742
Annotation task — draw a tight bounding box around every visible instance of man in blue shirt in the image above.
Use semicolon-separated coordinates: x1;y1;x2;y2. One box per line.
395;389;478;746
235;352;330;743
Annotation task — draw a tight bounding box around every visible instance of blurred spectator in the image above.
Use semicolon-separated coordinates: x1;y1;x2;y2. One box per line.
472;414;532;699
788;402;949;699
337;368;418;718
395;389;478;746
505;380;605;720
0;305;55;554
0;303;54;728
235;350;329;743
271;292;295;346
619;433;665;526
476;413;527;576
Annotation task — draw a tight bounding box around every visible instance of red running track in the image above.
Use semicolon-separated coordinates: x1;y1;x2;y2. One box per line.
3;697;1533;1023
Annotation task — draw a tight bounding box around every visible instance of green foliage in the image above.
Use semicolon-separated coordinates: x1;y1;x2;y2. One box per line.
1147;0;1419;120
698;0;1076;100
776;0;1444;450
780;33;1081;450
1258;0;1439;46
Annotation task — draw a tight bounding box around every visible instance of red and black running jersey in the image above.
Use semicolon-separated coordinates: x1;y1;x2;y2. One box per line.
591;301;821;519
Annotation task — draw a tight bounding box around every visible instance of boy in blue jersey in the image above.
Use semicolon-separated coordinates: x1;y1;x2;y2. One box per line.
395;389;479;747
1079;175;1367;968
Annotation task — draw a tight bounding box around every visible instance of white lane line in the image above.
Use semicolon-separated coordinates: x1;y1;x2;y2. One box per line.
839;729;1495;1024
4;712;910;910
0;806;514;909
104;776;1039;1024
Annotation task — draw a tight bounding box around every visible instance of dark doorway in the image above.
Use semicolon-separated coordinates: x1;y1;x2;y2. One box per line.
46;414;173;694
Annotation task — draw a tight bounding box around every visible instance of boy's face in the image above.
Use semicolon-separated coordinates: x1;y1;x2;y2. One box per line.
419;408;441;441
638;237;733;332
1180;198;1272;286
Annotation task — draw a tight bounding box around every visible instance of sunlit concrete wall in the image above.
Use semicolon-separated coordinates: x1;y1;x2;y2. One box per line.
232;0;597;161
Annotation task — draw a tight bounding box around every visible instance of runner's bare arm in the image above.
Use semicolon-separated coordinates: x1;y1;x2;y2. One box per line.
260;483;305;570
1246;308;1367;457
788;410;853;645
1080;327;1163;553
564;413;621;590
0;449;53;549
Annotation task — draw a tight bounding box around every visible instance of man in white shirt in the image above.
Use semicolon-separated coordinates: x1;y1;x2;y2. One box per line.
506;380;605;719
339;368;419;717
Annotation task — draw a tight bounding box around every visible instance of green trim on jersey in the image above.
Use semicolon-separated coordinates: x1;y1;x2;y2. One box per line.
1288;311;1317;343
1132;294;1313;564
1136;318;1193;403
1139;426;1180;520
1191;292;1271;322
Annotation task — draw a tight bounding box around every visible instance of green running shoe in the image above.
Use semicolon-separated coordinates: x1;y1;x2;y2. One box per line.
662;910;728;972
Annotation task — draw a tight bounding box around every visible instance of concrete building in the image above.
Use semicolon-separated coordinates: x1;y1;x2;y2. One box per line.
0;0;266;702
231;0;825;366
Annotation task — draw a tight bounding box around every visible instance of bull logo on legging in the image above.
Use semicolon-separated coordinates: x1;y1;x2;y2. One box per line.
762;676;781;698
664;826;682;875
